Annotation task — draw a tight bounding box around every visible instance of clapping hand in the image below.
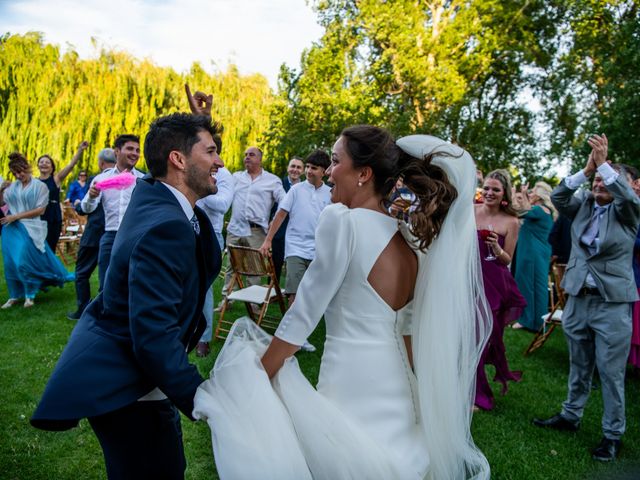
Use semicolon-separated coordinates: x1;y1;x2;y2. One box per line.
587;133;608;167
185;84;213;116
1;180;11;192
583;151;597;177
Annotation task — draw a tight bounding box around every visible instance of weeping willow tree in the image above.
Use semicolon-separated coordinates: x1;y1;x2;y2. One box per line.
0;32;275;185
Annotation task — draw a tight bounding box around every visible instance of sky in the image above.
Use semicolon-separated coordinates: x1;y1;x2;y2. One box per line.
0;0;324;88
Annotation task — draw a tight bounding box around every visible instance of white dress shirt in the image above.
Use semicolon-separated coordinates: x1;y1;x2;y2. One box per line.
196;167;234;235
279;180;332;260
227;169;286;237
80;166;145;232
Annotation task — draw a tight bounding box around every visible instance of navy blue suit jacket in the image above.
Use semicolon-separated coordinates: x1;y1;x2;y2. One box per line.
31;178;221;430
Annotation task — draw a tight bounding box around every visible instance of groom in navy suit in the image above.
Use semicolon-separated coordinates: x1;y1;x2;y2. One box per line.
31;113;223;479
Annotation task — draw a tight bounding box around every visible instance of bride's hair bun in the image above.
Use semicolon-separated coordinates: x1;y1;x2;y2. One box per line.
397;150;458;251
339;125;457;250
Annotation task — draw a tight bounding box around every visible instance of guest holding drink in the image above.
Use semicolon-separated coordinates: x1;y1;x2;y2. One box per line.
474;169;526;410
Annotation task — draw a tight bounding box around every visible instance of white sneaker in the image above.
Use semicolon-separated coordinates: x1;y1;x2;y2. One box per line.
301;341;316;353
24;298;35;308
1;298;20;309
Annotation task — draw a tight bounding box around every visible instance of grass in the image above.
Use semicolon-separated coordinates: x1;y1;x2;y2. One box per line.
0;252;639;479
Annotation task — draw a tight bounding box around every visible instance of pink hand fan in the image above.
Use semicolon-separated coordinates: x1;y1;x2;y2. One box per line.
94;171;137;191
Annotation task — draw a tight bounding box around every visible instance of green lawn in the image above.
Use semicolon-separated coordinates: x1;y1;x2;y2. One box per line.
0;252;639;479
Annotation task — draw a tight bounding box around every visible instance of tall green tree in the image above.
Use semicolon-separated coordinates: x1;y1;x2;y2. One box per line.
540;0;640;169
265;0;560;177
0;33;275;185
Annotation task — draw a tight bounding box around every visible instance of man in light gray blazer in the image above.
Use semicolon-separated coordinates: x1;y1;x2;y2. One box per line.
533;134;640;462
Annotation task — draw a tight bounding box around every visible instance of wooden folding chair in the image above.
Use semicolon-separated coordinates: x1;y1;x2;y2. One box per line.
214;246;287;340
56;205;81;265
524;262;567;355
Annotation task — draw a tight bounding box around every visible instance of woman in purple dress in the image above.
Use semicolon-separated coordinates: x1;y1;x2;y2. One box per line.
474;169;527;410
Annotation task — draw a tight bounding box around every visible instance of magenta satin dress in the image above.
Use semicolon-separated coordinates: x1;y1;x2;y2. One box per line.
475;231;527;410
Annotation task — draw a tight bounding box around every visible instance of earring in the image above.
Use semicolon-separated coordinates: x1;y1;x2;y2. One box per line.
358;181;363;187
501;200;508;207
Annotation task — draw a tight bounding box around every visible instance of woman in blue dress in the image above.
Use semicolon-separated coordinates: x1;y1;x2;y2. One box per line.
512;181;556;331
65;170;90;206
0;153;74;309
37;141;88;251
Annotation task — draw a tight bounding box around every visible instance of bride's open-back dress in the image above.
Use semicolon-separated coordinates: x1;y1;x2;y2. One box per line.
194;135;490;480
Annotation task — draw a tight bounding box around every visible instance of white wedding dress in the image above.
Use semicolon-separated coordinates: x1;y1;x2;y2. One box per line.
194;136;491;480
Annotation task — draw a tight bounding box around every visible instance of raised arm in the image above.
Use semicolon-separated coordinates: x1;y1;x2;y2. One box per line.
552;151;597;219
55;141;89;185
185;84;213;117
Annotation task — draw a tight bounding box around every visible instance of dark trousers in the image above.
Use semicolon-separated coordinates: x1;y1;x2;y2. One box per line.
74;245;99;313
46;220;62;252
98;231;117;291
271;236;285;281
88;400;186;480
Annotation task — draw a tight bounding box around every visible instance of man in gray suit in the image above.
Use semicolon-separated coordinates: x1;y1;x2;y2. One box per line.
534;134;640;461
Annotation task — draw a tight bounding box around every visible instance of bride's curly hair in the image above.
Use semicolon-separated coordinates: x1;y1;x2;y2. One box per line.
340;125;458;251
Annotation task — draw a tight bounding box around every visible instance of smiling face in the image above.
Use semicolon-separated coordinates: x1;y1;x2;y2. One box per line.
287;158;304;182
305;163;325;187
37;156;54;176
11;167;31;185
326;136;362;206
184;130;223;199
115;141;140;171
482;178;505;207
592;174;614;205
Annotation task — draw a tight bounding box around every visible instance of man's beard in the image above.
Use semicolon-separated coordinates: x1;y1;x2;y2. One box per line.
186;166;217;199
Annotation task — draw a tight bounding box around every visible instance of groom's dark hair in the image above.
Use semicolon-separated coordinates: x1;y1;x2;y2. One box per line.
144;113;220;178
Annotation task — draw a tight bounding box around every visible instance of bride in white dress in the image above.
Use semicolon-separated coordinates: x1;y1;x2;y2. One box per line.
193;126;492;479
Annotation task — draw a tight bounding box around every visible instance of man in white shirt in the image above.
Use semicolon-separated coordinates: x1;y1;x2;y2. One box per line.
259;150;332;305
223;146;286;292
80;134;144;290
194;141;234;356
270;157;305;282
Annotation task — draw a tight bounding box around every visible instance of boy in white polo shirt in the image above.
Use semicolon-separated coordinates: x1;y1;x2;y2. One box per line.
260;150;332;305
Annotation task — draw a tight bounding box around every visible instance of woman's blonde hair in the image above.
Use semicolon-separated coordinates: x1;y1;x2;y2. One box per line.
532;181;557;220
